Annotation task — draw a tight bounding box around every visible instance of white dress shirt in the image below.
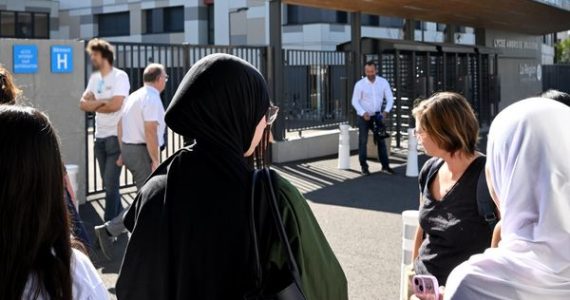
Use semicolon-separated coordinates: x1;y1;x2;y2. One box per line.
121;85;166;147
351;76;394;116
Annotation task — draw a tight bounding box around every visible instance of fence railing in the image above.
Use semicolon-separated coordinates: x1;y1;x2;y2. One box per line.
85;43;268;196
283;49;351;132
542;64;570;94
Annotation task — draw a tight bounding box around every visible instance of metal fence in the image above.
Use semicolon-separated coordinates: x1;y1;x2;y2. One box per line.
283;49;351;132
542;64;570;94
85;43;267;196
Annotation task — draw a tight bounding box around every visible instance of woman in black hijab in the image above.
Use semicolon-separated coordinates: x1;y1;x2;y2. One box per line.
116;54;347;300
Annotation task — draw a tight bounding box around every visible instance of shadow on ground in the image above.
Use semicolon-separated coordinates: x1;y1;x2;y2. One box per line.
274;154;429;214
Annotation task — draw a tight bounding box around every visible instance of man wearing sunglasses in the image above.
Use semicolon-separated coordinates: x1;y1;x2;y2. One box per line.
352;61;395;176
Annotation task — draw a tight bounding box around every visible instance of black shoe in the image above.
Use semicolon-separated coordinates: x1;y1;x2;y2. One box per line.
382;168;396;175
361;169;371;176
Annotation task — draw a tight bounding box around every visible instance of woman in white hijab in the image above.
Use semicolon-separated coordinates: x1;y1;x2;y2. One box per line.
443;98;570;299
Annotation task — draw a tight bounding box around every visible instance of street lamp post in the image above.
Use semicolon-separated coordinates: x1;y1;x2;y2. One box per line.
228;7;249;45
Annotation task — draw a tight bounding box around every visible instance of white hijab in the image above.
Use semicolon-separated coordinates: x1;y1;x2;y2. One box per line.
445;98;570;300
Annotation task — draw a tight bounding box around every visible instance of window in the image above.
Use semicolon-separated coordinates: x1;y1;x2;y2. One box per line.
164;6;184;32
0;10;49;38
362;14;379;26
33;13;49;38
17;12;33;38
143;6;184;34
207;4;214;44
98;12;130;37
437;23;447;32
0;11;15;37
379;16;403;28
287;5;348;25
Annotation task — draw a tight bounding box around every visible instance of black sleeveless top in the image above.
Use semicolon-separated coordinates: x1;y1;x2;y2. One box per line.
414;156;492;285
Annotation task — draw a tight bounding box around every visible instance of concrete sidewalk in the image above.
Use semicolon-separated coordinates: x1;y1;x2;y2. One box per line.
81;153;427;299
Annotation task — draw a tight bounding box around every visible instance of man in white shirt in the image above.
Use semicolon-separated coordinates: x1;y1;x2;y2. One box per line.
118;63;167;186
80;39;130;221
94;64;167;259
352;61;395;176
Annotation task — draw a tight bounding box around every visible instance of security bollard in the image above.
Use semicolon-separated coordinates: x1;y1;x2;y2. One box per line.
400;210;419;300
338;124;351;170
406;128;419;177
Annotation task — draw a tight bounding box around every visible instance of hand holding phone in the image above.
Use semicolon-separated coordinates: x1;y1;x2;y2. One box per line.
412;275;439;300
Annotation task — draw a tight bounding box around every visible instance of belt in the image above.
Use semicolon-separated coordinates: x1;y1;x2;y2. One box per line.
123;142;146;146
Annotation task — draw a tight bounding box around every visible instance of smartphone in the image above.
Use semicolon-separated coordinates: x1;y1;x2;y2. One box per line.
412;275;439;300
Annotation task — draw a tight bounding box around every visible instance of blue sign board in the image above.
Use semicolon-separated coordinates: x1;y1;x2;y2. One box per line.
51;45;74;73
13;45;38;74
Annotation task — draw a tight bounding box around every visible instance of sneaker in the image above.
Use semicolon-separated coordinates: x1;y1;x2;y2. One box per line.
361;169;371;176
382;168;396;175
94;225;113;260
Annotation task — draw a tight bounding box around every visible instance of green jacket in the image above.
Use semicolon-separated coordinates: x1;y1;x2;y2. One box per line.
266;173;349;300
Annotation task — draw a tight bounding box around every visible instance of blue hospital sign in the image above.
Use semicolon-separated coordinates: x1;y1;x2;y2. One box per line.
51;45;73;73
13;45;38;74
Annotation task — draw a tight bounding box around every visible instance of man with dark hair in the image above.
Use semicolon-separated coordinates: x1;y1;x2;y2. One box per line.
541;89;570;107
352;61;395;176
80;38;130;222
94;64;167;259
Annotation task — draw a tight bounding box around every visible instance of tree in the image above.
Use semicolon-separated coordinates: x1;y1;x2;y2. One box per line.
555;38;570;63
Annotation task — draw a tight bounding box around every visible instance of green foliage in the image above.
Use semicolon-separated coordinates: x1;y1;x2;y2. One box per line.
555;38;570;63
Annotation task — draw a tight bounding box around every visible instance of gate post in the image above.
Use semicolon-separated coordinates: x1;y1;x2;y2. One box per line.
269;0;285;141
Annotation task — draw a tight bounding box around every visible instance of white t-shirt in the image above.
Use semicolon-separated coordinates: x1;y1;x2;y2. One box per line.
22;249;109;300
351;76;394;116
85;68;130;138
121;85;166;147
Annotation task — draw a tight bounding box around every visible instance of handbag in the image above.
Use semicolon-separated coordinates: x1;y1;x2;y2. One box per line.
246;168;307;300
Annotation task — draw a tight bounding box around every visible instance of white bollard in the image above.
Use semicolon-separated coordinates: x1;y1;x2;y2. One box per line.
406;128;419;177
65;164;81;205
400;210;420;300
338;124;351;170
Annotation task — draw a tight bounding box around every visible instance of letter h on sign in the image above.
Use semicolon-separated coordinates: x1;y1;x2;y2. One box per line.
51;45;73;73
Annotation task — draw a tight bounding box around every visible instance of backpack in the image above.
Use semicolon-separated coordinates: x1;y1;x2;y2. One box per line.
420;157;499;230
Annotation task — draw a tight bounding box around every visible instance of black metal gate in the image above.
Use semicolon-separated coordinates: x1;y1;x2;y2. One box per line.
283;50;350;132
85;43;267;196
339;38;500;147
542;64;570;94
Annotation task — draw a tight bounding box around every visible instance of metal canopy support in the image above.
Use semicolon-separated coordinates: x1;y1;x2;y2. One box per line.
348;11;362;125
404;19;415;41
269;0;285;140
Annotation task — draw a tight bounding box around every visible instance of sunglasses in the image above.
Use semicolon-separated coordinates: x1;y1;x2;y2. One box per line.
266;105;279;126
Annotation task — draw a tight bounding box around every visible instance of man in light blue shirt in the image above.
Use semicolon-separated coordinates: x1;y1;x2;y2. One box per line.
352;61;394;176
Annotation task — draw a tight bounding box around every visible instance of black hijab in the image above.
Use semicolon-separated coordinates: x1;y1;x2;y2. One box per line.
117;54;270;300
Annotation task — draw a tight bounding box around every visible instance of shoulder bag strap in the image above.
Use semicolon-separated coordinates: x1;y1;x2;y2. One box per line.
250;169;263;290
475;157;499;230
263;168;305;293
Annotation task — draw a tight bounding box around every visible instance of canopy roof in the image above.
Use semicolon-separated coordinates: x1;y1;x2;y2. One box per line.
284;0;570;35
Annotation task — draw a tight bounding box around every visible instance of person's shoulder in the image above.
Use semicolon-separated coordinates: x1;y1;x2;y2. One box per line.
419;157;441;186
139;173;167;199
113;68;130;81
420;157;440;175
70;249;109;299
87;72;99;83
355;77;367;86
377;76;390;85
